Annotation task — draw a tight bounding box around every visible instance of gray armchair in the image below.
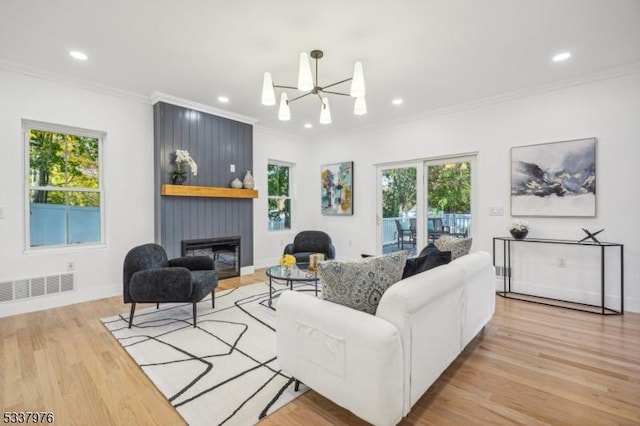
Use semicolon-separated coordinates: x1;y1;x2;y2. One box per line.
283;230;336;264
123;243;218;328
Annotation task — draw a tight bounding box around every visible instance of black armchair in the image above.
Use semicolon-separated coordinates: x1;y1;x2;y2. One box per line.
283;230;336;264
123;243;218;328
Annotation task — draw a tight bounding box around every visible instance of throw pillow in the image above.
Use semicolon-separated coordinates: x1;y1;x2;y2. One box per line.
435;236;473;260
418;242;441;257
402;250;452;279
318;251;408;315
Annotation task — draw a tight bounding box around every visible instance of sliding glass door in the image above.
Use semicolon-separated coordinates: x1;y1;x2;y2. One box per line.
377;155;475;255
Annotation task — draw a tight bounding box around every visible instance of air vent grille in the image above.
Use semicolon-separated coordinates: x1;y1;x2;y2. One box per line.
0;273;74;303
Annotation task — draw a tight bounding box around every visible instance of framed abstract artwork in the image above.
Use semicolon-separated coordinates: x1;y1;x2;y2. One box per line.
321;161;353;215
511;137;596;217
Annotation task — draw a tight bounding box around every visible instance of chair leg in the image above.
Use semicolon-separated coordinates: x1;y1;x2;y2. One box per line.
294;379;301;392
156;303;159;309
192;302;197;328
128;303;136;328
212;290;215;309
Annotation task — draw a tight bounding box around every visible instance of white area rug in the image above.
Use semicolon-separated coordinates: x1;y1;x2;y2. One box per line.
102;281;310;426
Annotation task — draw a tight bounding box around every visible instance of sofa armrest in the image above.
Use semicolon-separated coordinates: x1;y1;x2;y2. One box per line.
277;291;404;426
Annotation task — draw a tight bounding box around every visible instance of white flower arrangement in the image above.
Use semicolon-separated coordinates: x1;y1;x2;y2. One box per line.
174;149;198;176
509;219;530;231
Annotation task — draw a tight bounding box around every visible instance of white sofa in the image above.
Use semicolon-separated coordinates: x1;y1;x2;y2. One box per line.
276;251;495;426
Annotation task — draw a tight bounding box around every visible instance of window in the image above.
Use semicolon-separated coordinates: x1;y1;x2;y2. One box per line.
25;120;104;248
267;162;292;231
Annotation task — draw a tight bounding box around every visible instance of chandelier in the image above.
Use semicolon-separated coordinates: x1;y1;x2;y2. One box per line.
261;49;366;124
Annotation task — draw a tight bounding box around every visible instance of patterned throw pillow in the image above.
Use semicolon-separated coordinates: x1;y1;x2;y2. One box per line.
435;236;472;260
318;251;408;315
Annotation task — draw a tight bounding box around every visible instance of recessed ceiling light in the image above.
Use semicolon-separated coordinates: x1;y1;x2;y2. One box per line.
552;52;571;62
217;96;229;103
392;98;403;105
304;123;312;129
69;50;88;61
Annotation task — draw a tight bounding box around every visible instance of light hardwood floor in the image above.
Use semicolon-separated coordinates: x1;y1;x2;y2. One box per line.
2;270;639;425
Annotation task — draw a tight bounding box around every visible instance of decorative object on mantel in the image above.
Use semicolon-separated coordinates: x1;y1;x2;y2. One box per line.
171;149;198;185
243;170;254;189
261;49;366;124
230;178;243;189
509;219;529;239
579;228;604;244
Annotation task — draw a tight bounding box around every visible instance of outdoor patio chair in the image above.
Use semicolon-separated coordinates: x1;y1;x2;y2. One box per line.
395;219;415;249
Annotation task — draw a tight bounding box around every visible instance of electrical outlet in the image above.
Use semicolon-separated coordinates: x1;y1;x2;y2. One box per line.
230;164;236;173
0;206;5;219
348;240;352;246
66;261;75;271
489;207;504;216
558;258;566;268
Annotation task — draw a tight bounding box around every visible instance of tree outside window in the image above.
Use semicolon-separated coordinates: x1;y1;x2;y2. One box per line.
267;162;292;231
26;122;103;247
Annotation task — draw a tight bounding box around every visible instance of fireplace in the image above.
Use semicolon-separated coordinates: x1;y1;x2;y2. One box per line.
181;236;240;279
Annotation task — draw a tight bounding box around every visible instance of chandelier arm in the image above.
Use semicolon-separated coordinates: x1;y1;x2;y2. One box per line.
288;91;314;103
273;84;299;90
322;78;353;90
322;90;351;96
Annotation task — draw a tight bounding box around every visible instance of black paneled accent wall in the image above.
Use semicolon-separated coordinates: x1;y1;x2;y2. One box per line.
153;102;254;266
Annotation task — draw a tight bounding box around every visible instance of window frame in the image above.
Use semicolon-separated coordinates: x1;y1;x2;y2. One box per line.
267;160;293;231
23;119;106;252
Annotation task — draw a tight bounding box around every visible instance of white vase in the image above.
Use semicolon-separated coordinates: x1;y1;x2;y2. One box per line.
243;170;254;189
231;178;243;189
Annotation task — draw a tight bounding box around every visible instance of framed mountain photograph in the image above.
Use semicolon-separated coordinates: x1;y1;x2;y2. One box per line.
511;138;596;217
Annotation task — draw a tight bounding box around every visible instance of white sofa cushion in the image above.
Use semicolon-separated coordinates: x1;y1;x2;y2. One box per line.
318;251;408;314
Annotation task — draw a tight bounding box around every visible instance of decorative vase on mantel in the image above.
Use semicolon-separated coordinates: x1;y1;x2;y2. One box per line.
172;172;187;185
243;170;254;189
231;178;243;189
510;229;528;240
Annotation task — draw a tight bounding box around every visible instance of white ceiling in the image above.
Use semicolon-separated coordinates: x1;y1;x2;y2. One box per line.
1;0;639;139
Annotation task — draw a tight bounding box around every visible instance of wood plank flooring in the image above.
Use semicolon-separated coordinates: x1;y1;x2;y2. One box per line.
2;269;639;425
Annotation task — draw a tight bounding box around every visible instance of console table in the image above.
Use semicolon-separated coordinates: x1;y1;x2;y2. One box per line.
493;237;624;315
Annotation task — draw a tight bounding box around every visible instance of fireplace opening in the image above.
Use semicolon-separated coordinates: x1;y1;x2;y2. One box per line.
181;236;240;280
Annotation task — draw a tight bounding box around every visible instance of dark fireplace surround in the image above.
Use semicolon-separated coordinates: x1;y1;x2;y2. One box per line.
181;236;241;279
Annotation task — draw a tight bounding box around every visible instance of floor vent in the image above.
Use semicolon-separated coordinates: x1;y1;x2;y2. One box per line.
0;273;74;303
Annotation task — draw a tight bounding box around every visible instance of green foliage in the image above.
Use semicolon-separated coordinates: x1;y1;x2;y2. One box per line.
382;167;416;218
267;164;289;197
29;129;100;206
427;163;471;213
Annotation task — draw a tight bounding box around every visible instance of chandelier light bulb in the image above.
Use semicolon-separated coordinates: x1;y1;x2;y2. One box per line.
261;72;276;106
350;61;365;98
297;52;314;91
354;96;367;115
320;97;332;124
278;93;291;121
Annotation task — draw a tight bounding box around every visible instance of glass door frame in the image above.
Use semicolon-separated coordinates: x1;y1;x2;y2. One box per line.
375;162;425;255
424;154;477;244
376;153;478;256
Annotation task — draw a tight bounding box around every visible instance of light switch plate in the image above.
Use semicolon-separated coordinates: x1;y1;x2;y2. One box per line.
230;164;236;173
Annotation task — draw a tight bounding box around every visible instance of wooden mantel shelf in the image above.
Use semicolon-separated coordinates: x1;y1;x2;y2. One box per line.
161;184;258;199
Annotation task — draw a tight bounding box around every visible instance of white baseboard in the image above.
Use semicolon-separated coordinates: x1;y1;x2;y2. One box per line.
494;278;639;313
240;265;255;275
0;283;121;319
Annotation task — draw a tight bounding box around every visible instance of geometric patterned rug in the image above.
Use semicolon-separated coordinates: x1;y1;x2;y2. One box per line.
101;282;310;425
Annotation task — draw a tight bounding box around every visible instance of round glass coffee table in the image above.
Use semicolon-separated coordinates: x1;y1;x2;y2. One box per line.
265;264;319;309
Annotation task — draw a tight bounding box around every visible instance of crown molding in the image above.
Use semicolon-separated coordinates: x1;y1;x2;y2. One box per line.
0;58;151;104
325;62;640;140
253;124;309;142
150;92;258;125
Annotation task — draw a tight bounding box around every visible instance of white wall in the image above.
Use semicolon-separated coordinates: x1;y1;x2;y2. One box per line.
252;127;314;267
0;69;155;317
295;71;640;312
